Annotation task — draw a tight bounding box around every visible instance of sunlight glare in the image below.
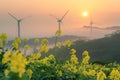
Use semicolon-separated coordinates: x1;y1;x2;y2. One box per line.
83;11;88;17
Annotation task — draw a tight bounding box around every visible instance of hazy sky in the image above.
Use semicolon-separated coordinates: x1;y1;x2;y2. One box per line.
0;0;120;39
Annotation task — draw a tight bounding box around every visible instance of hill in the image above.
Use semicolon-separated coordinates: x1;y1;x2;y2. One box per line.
49;31;120;63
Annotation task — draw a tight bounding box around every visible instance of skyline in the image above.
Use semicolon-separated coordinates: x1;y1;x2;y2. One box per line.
0;0;120;39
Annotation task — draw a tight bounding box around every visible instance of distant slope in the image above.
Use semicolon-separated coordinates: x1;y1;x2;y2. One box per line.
73;32;120;63
8;35;86;47
50;32;120;63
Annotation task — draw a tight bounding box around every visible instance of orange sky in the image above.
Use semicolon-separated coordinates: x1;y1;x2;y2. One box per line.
0;0;120;39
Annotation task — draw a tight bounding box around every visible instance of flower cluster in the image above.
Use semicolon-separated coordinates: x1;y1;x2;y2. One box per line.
65;40;72;48
12;37;21;49
55;30;62;36
82;50;90;65
39;39;49;53
56;42;62;48
2;50;28;77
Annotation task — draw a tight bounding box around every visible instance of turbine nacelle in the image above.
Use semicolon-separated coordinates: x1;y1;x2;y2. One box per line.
18;19;22;22
57;19;62;23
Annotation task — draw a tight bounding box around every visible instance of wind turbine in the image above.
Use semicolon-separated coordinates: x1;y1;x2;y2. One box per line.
89;19;103;32
8;12;31;38
84;20;100;32
50;10;69;30
50;10;69;47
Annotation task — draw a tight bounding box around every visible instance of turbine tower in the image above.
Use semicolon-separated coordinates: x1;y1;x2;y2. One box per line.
50;10;69;47
8;12;31;38
90;19;93;32
89;12;93;32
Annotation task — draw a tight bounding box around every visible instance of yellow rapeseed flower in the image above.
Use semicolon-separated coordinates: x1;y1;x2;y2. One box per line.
40;45;49;53
56;70;62;77
0;33;8;44
97;71;106;80
24;44;30;50
65;40;72;47
83;70;96;77
83;70;88;76
82;50;89;56
4;69;9;76
56;42;62;48
70;54;79;65
82;55;90;65
82;50;90;65
26;69;33;78
23;38;28;43
29;53;41;63
33;53;41;59
34;38;39;44
12;42;19;49
109;69;120;79
0;39;3;47
41;39;48;45
2;50;11;64
70;49;76;55
14;37;21;44
55;30;62;36
2;51;28;78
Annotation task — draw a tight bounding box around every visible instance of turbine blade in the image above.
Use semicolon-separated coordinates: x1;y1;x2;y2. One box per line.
8;12;18;21
60;10;69;21
50;14;58;20
20;16;32;21
83;25;90;28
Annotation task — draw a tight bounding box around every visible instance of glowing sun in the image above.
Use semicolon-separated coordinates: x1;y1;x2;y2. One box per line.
83;11;88;17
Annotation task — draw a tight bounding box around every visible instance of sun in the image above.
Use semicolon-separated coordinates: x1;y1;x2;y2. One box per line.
83;11;88;17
